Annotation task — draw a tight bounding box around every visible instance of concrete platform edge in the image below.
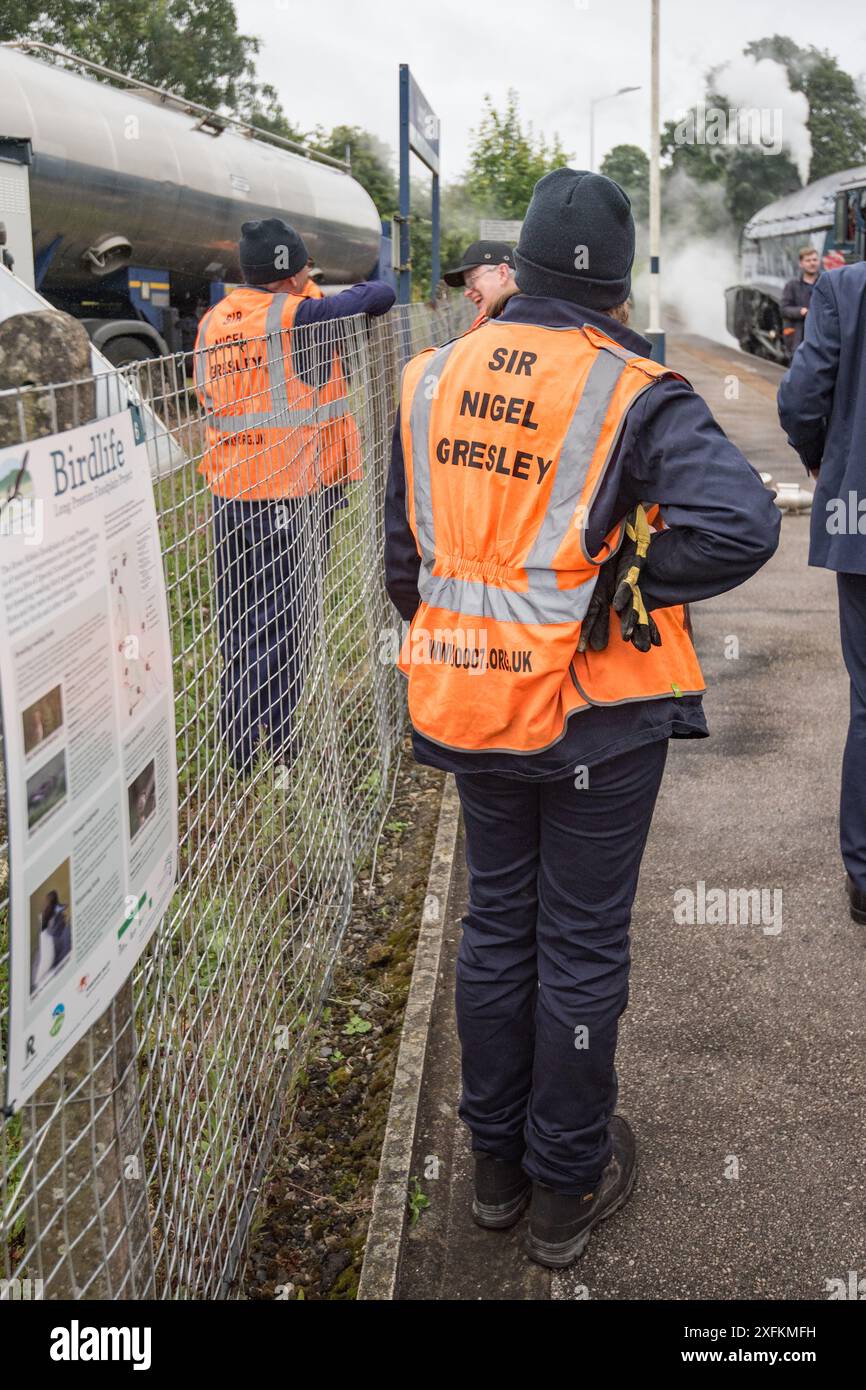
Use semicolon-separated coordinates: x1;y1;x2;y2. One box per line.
357;774;461;1300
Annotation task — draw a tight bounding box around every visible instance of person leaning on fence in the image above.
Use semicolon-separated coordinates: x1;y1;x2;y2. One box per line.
194;218;395;774
300;259;325;299
384;168;781;1268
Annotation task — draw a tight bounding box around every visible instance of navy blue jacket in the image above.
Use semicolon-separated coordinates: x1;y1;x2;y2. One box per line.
777;261;866;574
218;280;396;389
385;294;781;779
292;281;396;327
294;281;395;388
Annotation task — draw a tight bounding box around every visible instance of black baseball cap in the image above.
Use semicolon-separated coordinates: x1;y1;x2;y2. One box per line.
443;240;516;286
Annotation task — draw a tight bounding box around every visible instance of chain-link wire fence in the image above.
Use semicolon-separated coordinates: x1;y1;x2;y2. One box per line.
0;296;473;1300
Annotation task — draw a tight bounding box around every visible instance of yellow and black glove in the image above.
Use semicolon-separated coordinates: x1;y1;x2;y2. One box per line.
578;504;662;655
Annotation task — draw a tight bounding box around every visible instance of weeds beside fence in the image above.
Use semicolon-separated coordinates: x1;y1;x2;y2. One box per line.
0;297;472;1299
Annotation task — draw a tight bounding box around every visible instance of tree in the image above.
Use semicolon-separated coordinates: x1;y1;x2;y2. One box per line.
240;85;307;145
723;145;803;227
600;144;649;223
0;0;293;122
660;64;802;227
464;90;571;220
746;35;866;181
407;179;469;303
310;125;397;219
798;52;866;181
660;116;727;185
655;34;866;225
400;90;573;301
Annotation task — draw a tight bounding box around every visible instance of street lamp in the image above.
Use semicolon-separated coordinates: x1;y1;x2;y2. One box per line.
647;0;663;362
589;85;641;173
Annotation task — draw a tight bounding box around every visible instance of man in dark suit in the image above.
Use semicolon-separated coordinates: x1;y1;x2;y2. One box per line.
780;245;821;356
778;260;866;924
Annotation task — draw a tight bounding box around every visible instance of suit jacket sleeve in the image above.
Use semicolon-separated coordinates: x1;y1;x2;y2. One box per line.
777;273;841;470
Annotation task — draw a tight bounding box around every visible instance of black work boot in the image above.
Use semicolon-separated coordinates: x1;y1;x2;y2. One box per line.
525;1114;636;1268
472;1153;531;1230
847;875;866;925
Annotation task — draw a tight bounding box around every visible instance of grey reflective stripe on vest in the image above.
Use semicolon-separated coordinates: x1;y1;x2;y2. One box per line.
408;339;627;626
418;562;598;626
204;396;350;433
523;350;625;572
408;339;461;563
194;307;217;407
198;294;350;433
265;293;290;419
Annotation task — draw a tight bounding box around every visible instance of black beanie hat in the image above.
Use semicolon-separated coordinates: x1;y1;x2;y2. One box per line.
239;218;309;285
514;168;634;309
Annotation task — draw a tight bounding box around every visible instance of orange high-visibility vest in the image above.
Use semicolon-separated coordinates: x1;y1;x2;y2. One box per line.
301;279;325;299
194;287;361;499
398;319;705;753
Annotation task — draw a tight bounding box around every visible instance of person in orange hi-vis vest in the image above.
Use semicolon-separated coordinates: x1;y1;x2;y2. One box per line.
384;169;780;1267
300;260;325;299
195;217;394;773
443;239;519;331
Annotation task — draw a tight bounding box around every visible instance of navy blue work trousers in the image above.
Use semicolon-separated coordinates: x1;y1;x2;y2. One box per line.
837;572;866;893
454;738;668;1194
212;487;344;773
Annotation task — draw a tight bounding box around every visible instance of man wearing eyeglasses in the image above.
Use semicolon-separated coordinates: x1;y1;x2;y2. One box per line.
443;240;518;327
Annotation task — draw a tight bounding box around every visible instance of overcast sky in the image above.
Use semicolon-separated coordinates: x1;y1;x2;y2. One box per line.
236;0;866;182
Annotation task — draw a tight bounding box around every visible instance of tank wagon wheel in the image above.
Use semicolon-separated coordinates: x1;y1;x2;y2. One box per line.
102;336;156;368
